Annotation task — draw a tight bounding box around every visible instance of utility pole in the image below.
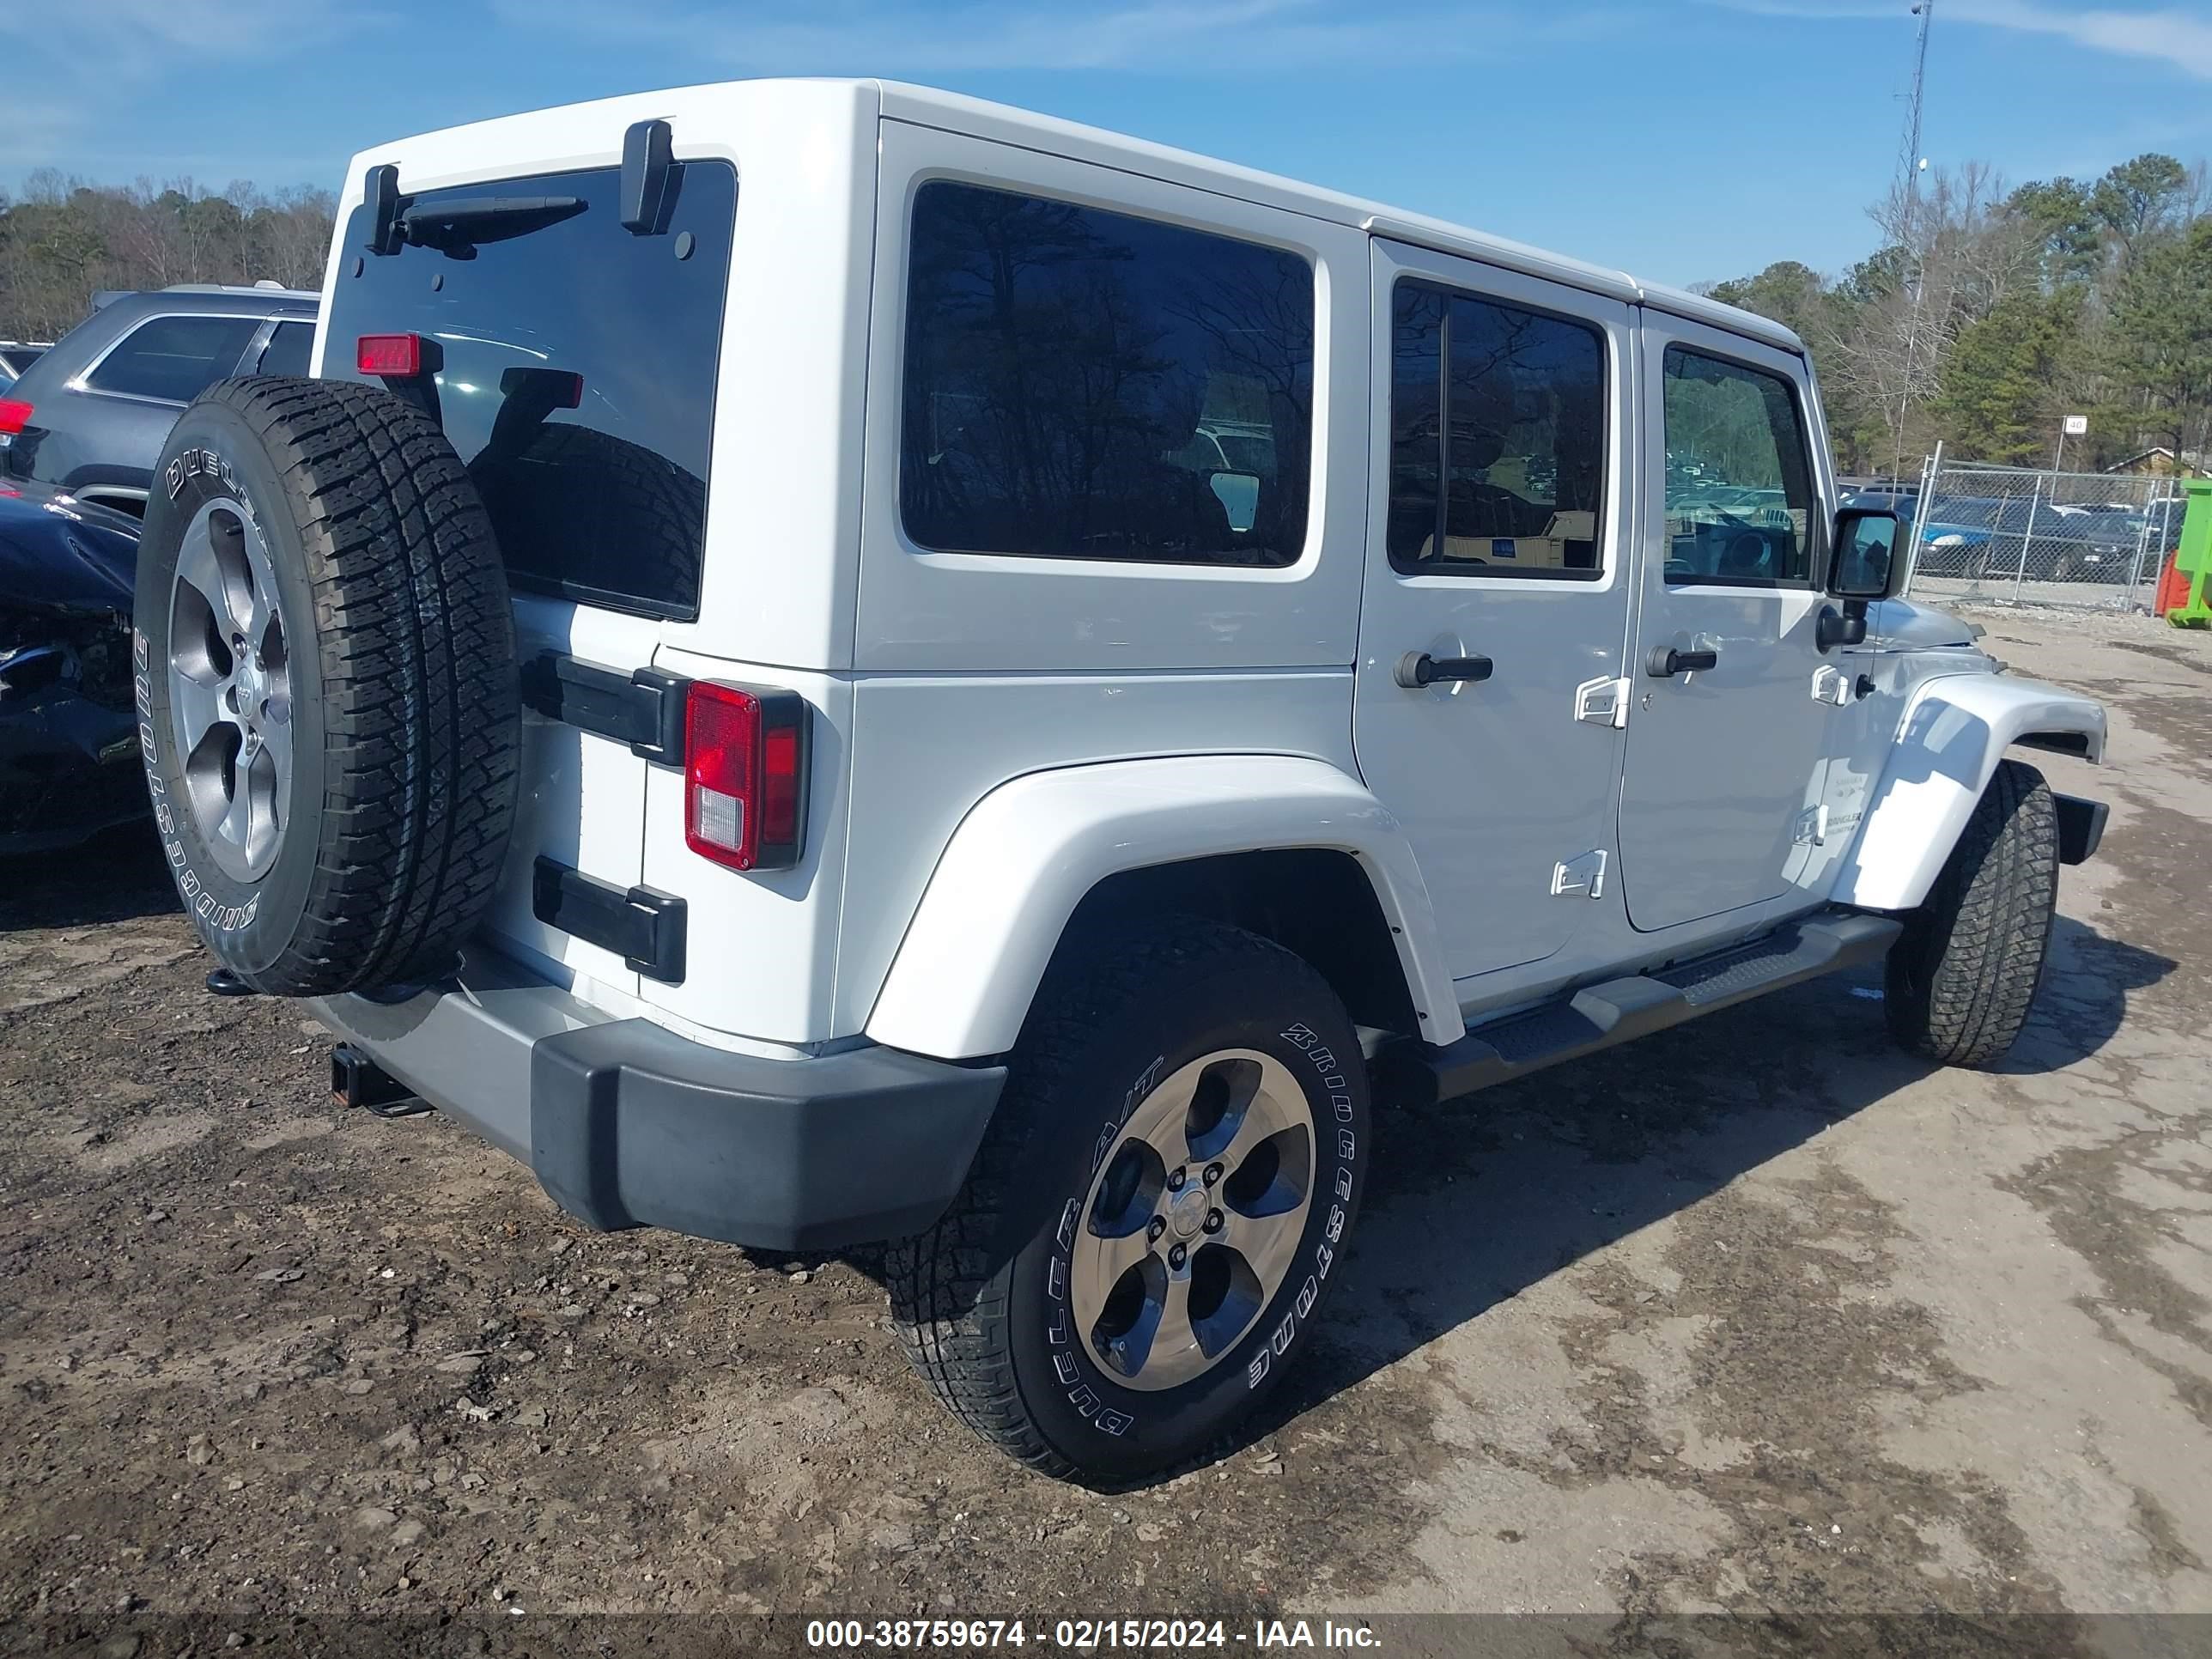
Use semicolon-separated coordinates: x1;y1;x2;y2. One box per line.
1892;0;1936;489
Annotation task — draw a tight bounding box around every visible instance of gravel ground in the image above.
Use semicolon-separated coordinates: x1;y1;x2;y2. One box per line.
2;605;2208;1658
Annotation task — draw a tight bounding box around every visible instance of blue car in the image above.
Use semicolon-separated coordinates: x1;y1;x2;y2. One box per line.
0;481;143;854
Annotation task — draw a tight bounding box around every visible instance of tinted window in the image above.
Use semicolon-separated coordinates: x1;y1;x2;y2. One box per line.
324;162;737;620
256;321;314;378
1387;282;1607;578
1661;347;1816;586
85;314;259;403
901;181;1314;567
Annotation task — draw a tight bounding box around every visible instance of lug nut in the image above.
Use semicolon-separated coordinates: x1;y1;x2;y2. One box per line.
1203;1162;1224;1187
1146;1216;1166;1243
1203;1209;1224;1235
1166;1168;1186;1193
1167;1243;1188;1270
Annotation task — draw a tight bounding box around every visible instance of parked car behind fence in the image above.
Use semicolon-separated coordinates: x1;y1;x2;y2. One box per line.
1903;460;2180;609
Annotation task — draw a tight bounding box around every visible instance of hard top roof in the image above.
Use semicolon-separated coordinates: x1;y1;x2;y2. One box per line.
355;77;1803;356
871;82;1802;355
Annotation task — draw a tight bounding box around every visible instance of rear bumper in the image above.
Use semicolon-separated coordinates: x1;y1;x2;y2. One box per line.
308;948;1005;1252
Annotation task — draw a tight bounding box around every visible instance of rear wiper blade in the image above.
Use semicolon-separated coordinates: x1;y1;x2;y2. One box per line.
398;195;586;253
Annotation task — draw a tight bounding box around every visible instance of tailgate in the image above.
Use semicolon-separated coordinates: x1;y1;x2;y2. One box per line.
317;149;737;1004
487;595;663;995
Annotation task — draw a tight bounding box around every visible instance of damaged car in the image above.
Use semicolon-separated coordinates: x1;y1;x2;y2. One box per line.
0;482;143;855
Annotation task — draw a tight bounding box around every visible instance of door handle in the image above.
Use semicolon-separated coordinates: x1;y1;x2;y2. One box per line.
1396;651;1493;689
1645;645;1718;678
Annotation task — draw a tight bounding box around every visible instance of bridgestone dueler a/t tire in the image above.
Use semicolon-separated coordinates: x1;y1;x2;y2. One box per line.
887;919;1370;1487
1885;757;2059;1068
133;377;520;996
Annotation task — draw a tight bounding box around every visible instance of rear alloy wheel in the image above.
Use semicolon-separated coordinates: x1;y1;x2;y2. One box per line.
890;919;1369;1486
1072;1049;1316;1391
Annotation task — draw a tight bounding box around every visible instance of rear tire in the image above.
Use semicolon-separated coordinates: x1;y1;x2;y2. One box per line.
888;919;1369;1486
1884;758;2059;1067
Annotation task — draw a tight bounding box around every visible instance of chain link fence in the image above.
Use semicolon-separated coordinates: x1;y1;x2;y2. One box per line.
1899;451;2185;611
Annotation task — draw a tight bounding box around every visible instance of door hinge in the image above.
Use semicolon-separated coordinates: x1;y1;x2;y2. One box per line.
1811;665;1852;707
1552;848;1608;899
1573;675;1631;729
1792;805;1830;847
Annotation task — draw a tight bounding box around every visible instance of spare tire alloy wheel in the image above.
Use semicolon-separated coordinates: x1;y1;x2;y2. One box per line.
166;498;292;882
134;377;521;996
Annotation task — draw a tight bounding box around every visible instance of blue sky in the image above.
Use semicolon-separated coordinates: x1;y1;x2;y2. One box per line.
10;1;2211;289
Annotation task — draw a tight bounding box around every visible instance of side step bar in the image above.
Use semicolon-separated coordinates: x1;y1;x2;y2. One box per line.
1376;913;1903;1109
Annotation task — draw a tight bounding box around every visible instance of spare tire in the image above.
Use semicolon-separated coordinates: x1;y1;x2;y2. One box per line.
132;377;520;995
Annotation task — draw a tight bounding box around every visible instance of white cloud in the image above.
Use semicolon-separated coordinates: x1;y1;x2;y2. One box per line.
485;0;1576;75
6;0;375;179
1952;1;2212;81
1704;0;2212;80
29;0;368;76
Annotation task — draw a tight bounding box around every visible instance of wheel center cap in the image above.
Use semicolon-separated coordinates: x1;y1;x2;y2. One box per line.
236;656;264;703
1169;1185;1207;1239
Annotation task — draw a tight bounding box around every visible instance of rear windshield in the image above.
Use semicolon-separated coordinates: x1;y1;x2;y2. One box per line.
324;161;736;620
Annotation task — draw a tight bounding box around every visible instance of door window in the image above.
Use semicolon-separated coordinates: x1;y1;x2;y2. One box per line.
1660;347;1817;586
1387;281;1607;579
83;314;260;403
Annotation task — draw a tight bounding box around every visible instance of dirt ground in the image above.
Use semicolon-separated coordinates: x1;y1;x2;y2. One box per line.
3;605;2209;1658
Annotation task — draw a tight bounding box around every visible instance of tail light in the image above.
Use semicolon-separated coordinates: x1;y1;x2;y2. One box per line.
684;682;808;872
356;333;423;377
0;399;33;435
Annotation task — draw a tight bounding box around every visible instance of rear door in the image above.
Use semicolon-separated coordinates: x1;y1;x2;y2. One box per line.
319;158;737;995
1617;314;1835;933
1352;240;1634;982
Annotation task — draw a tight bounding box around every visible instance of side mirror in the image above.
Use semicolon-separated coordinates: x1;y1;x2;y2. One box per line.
1827;507;1903;601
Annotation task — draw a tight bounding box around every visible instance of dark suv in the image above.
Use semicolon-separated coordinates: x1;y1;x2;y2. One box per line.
0;287;319;517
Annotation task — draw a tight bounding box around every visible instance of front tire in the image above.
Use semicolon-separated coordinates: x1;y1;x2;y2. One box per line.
889;920;1369;1486
1885;758;2059;1067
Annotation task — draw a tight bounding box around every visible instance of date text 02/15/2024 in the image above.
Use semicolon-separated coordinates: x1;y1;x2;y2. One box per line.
805;1619;1383;1650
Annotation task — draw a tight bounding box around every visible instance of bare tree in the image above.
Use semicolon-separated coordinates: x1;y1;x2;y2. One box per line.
0;175;335;341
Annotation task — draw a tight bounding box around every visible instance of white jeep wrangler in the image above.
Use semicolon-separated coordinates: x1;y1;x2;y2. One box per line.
130;80;2108;1486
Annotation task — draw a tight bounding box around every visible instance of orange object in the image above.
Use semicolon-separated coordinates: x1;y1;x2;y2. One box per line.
2156;549;2191;617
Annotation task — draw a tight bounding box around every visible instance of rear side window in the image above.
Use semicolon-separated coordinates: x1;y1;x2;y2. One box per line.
1387;281;1607;578
325;161;737;621
900;181;1315;567
84;314;259;403
255;321;315;378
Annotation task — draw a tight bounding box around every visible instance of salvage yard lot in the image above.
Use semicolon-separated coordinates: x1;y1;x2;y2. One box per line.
3;606;2209;1650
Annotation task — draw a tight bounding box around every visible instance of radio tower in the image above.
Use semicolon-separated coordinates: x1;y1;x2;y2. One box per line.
1897;1;1935;205
1892;1;1935;487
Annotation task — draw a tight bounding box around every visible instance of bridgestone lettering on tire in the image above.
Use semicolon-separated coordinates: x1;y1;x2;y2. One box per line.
888;919;1370;1486
132;377;520;996
1885;757;2059;1068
